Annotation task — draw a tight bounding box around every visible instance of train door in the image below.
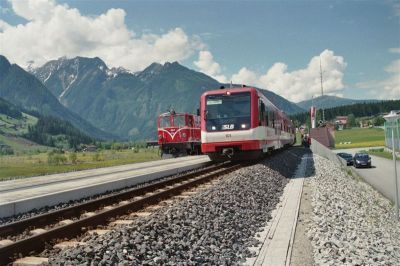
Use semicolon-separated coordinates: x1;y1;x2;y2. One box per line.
187;114;194;141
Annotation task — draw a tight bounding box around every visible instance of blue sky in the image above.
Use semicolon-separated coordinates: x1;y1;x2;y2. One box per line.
0;0;399;102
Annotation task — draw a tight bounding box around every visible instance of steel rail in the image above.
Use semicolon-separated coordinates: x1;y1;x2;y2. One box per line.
0;163;242;264
0;163;219;238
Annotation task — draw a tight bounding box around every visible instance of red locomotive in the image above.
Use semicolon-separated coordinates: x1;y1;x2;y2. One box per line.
157;110;201;157
200;86;295;161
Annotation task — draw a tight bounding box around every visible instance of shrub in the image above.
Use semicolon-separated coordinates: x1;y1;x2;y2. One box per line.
69;152;78;164
92;152;103;161
0;145;14;155
369;148;384;152
48;152;67;165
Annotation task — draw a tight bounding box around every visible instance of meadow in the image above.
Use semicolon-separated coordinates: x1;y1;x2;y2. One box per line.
363;147;400;160
334;127;385;149
0;112;37;135
0;148;160;181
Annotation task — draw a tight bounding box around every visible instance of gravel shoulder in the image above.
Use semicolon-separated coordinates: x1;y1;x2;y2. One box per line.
307;155;400;265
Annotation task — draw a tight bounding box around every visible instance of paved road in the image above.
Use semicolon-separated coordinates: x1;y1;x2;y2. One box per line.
335;147;400;203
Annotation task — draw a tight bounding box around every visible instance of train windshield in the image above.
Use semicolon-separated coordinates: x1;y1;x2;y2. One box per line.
159;116;171;128
205;92;251;131
160;115;187;128
173;115;186;127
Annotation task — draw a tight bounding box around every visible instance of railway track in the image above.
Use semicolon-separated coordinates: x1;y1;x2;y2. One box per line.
0;162;243;264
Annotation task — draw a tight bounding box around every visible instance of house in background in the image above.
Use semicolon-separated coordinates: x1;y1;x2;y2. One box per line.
335;116;348;130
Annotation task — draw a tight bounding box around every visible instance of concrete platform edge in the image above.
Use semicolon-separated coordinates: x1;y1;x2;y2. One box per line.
0;161;210;218
249;154;308;266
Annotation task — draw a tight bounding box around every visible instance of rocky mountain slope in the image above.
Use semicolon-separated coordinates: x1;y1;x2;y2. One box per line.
0;55;113;140
32;57;304;139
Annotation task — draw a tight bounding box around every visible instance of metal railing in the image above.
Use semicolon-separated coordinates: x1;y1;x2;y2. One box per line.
385;118;400;152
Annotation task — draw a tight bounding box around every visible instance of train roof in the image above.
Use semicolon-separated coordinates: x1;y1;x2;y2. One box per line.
201;86;291;122
201;86;256;96
158;111;197;117
202;87;278;109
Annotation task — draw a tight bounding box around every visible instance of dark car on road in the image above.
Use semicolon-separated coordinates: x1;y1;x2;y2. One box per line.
337;152;353;165
353;153;372;168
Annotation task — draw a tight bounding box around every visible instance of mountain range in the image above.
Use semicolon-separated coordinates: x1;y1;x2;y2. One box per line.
0;55;112;140
1;54;383;140
30;56;304;139
296;95;379;111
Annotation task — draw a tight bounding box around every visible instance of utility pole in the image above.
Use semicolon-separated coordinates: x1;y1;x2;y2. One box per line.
320;58;325;123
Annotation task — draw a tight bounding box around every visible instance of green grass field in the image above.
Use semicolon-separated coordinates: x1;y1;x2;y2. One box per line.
0;112;37;135
0;148;160;180
364;148;400;160
0;134;49;154
0;112;45;155
334;127;385;149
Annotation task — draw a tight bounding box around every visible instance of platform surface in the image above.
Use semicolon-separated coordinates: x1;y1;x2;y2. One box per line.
248;154;310;266
0;156;210;218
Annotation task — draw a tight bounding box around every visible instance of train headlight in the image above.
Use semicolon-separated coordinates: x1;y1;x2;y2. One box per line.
241;124;248;129
211;126;216;130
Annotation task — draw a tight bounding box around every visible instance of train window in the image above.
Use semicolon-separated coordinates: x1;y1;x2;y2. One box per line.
160;116;171;128
271;111;275;128
205;93;250;119
188;116;194;127
173;115;185;127
205;92;251;131
259;100;265;126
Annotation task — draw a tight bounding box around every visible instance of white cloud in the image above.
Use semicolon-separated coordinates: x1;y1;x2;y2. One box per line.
392;1;400;16
231;67;259;85
389;47;400;54
230;49;347;102
0;20;11;31
0;0;203;71
11;0;56;21
194;51;227;83
356;59;400;100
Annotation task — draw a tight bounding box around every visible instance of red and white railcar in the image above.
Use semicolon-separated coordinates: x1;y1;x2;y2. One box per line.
157;111;201;157
200;87;295;161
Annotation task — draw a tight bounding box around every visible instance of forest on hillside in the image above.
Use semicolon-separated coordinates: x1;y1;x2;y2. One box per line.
24;116;94;149
290;100;400;126
0;98;23;120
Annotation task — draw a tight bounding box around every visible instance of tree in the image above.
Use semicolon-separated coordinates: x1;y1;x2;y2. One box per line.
372;116;385;126
290;100;400;126
347;114;356;128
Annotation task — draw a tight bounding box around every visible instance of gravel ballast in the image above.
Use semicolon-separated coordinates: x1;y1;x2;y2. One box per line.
0;167;207;226
307;155;400;265
44;150;306;265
